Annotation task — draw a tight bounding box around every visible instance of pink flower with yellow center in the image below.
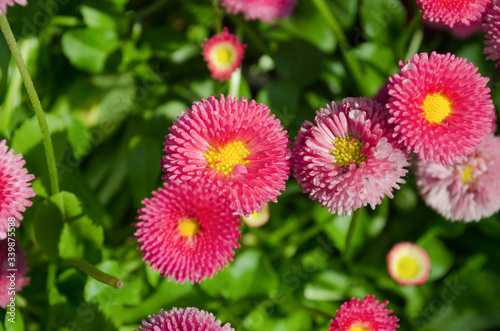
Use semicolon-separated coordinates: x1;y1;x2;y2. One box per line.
134;181;241;284
387;52;495;165
329;295;399;331
483;0;500;67
201;28;246;82
0;238;30;308
162;94;290;217
291;97;409;217
220;0;297;23
0;140;36;240
138;307;234;331
387;242;431;286
0;0;27;15
415;134;500;222
416;0;490;27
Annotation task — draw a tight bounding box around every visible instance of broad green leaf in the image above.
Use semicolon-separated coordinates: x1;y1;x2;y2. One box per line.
4;308;24;331
81;5;117;30
360;0;407;44
417;231;455;281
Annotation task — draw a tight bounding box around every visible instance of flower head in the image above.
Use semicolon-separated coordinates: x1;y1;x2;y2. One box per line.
415;134;500;222
0;0;27;15
416;0;490;27
0;140;36;240
483;1;500;67
387;52;495;165
329;295;399;331
138;307;234;331
134;181;241;284
291;98;409;216
220;0;297;23
201;28;246;82
0;238;30;308
387;242;431;286
162;95;290;217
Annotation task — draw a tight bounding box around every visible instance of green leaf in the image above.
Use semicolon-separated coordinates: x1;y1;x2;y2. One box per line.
417;230;455;281
360;0;407;44
33;198;64;262
81;5;117;30
4;308;24;331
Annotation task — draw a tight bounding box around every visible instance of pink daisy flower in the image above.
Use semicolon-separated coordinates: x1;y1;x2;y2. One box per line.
387;52;495;165
415;134;500;222
0;238;30;309
220;0;297;23
134;181;241;284
416;0;490;28
291;97;409;217
201;28;246;82
387;242;431;287
162;94;290;217
483;0;500;67
138;307;234;331
0;0;27;15
329;295;399;331
0;140;36;240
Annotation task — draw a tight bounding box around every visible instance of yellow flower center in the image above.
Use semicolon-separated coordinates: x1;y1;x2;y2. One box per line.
204;141;250;175
421;93;452;124
216;48;233;64
178;219;200;237
461;165;473;184
349;326;370;331
331;136;366;167
397;256;419;279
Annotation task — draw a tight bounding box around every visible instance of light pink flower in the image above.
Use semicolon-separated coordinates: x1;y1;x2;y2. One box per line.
201;28;246;82
220;0;297;23
329;295;399;331
416;0;490;27
138;307;234;331
387;242;431;286
291;98;409;216
162;95;290;217
134;181;241;284
415;134;500;222
0;140;35;240
0;0;27;15
387;52;495;165
483;0;500;67
0;238;30;309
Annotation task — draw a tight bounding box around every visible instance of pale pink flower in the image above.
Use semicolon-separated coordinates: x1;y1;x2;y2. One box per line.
0;0;27;15
483;0;500;66
387;242;431;286
416;0;490;27
220;0;297;23
0;238;30;309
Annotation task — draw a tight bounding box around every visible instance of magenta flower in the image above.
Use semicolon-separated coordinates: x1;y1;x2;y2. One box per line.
162;95;290;217
387;52;495;165
201;28;246;82
387;242;431;287
416;0;490;27
329;295;399;331
291;98;409;216
0;140;36;240
484;0;500;67
0;0;27;15
134;181;241;284
220;0;297;23
138;307;234;331
0;238;30;309
415;134;500;222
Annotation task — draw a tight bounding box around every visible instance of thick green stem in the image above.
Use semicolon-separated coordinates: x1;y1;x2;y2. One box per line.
0;15;60;195
65;258;124;289
344;207;363;271
211;0;223;34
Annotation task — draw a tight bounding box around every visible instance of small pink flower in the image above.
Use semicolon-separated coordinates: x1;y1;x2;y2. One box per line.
329;295;399;331
0;238;30;309
138;307;234;331
483;0;500;67
162;95;290;217
415;134;500;222
201;28;246;82
0;0;27;15
387;52;495;165
291;98;409;216
416;0;490;27
134;181;241;284
387;242;431;286
220;0;297;23
0;140;36;240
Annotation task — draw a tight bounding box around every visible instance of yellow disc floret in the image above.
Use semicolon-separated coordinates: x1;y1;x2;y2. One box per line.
216;48;233;64
397;256;419;279
421;93;452;124
331;135;367;167
178;219;200;237
349;326;370;331
204;141;250;175
461;165;473;184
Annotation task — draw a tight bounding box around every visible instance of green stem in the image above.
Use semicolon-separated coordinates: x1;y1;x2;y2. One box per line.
0;15;60;195
65;258;124;289
211;0;223;34
311;0;347;44
344;207;363;270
